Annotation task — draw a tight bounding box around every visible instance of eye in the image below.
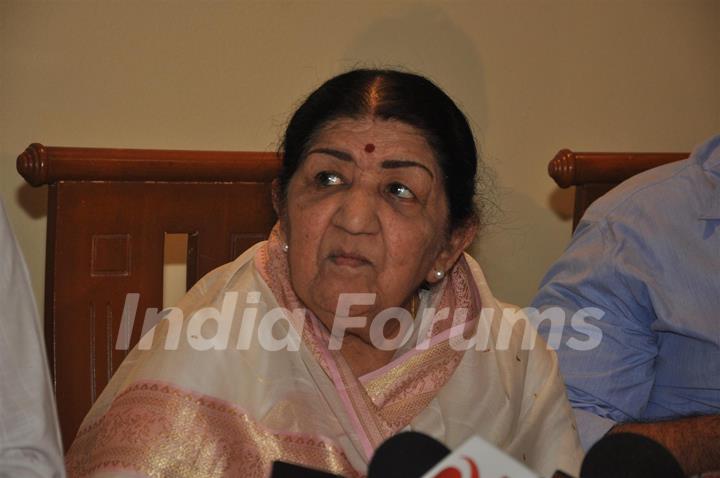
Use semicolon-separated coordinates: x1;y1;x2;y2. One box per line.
315;171;344;187
387;182;415;200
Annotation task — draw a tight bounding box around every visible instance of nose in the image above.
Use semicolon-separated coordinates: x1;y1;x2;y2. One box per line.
332;183;380;235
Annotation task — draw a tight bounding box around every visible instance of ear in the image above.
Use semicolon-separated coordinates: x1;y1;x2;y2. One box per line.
426;219;478;283
271;179;289;242
271;178;282;217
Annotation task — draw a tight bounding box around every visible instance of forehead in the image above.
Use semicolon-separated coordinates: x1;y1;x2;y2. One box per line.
309;117;437;162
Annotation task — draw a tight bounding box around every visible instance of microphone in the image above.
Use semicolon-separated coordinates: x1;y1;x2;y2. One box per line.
270;460;345;477
580;432;684;478
420;434;539;478
367;431;451;477
368;431;540;478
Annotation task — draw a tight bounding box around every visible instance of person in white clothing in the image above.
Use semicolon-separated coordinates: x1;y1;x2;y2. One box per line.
0;198;65;478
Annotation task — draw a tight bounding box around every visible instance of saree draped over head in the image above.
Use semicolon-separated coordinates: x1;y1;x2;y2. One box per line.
66;228;583;477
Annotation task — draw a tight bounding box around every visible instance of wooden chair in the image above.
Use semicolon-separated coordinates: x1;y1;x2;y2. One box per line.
17;143;280;449
548;149;689;232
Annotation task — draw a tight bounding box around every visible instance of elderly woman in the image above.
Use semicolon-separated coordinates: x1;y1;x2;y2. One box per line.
66;70;582;477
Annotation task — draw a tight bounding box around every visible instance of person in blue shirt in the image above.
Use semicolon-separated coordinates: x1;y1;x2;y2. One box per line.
532;134;720;476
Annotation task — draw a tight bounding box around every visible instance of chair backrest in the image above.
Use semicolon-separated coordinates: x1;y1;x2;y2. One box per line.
17;143;280;449
548;149;689;232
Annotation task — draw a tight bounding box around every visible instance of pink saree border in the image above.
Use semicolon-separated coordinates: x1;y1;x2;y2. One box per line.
254;226;484;462
359;317;478;384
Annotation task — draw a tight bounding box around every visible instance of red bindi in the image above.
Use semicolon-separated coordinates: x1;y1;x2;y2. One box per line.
364;143;375;153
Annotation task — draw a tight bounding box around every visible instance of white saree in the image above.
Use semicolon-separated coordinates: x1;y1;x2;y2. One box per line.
66;231;583;477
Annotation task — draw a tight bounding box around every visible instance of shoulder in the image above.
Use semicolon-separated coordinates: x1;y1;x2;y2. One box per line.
182;241;267;303
582;135;720;229
583;159;692;225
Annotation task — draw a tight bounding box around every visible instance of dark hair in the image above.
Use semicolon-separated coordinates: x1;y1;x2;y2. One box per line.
279;69;480;231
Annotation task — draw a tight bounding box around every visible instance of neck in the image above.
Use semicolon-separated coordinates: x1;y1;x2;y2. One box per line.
319;293;417;377
340;334;397;377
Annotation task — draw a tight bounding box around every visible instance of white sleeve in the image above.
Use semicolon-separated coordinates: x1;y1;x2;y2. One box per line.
0;199;65;477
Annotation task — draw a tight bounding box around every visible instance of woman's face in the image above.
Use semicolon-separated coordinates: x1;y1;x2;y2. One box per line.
281;117;471;327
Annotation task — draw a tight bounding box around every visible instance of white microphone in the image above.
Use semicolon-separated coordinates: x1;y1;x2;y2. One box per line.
421;435;540;478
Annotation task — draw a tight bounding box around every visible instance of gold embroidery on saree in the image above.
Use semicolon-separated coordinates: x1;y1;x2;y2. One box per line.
66;381;360;478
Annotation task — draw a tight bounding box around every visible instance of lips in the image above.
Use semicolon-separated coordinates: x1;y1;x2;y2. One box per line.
328;250;372;268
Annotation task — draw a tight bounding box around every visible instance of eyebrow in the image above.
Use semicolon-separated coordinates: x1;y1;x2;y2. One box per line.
381;160;434;180
307;148;435;179
307;147;353;162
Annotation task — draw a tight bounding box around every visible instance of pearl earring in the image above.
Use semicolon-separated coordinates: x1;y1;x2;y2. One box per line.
282;243;289;253
434;270;445;280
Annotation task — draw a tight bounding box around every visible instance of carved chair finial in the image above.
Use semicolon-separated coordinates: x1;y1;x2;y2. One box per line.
548;148;576;188
17;143;49;186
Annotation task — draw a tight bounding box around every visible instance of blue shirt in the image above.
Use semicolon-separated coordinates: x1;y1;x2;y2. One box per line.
532;135;720;450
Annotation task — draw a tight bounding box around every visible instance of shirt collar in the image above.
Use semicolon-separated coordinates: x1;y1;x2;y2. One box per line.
693;135;720;220
698;134;720;174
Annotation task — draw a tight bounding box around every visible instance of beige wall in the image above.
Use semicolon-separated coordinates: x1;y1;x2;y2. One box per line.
2;0;719;313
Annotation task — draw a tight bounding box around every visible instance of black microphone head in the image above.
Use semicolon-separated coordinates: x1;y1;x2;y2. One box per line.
580;432;684;478
368;431;451;478
270;460;344;477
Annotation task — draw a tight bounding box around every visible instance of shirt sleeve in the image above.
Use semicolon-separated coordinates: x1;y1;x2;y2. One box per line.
0;200;65;477
572;408;616;451
531;216;658;448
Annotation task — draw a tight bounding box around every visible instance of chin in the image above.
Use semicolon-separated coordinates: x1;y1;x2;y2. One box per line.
310;283;378;317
